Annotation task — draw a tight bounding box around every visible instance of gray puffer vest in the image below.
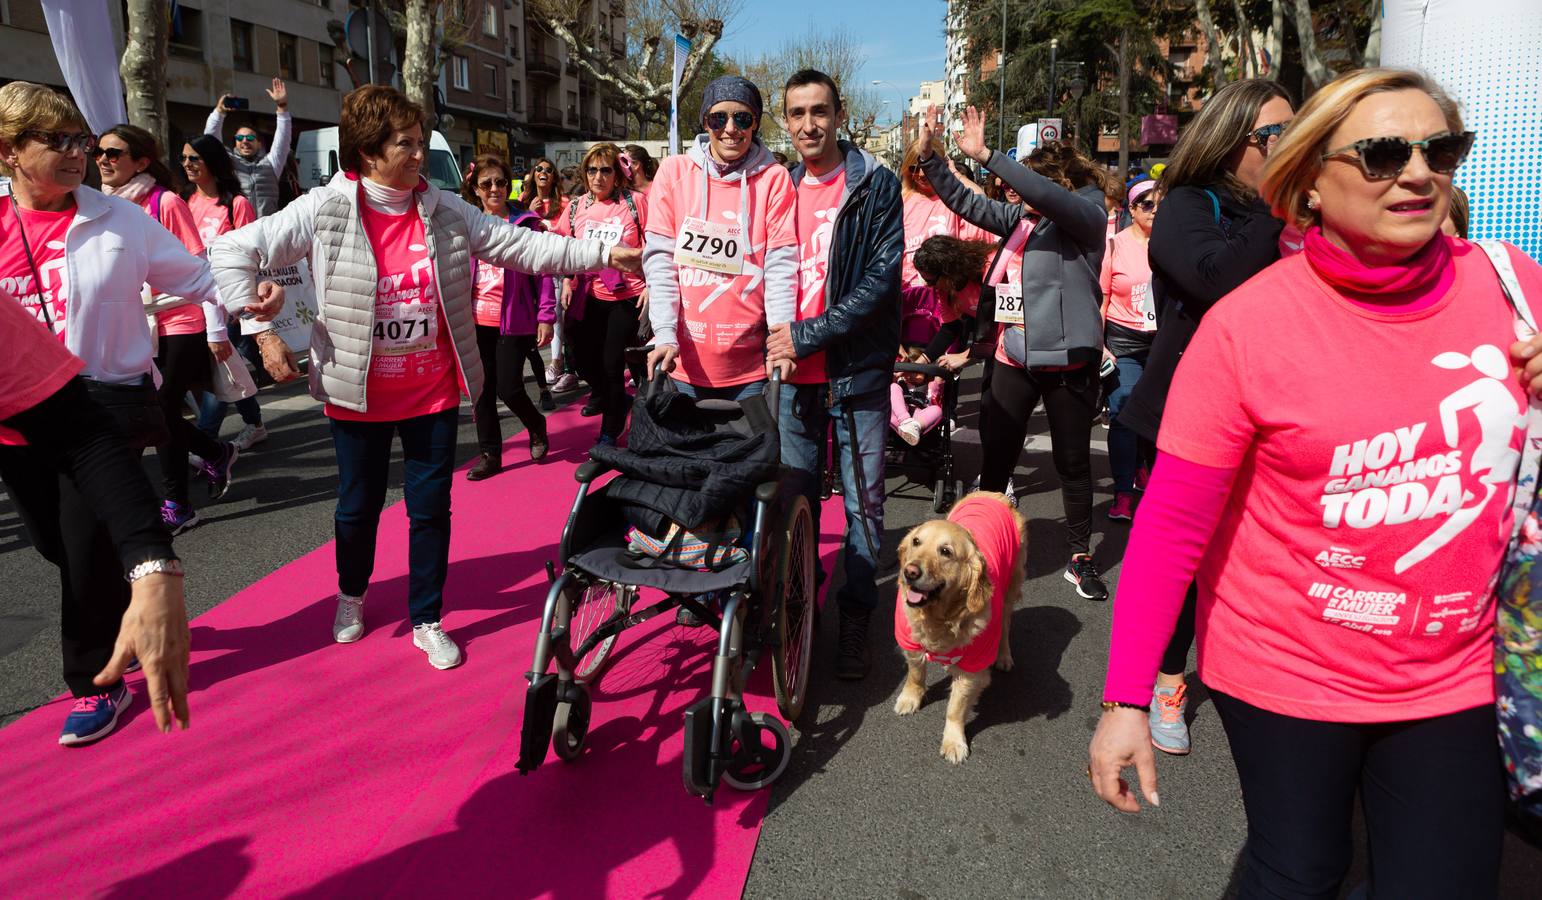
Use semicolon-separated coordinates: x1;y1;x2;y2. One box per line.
230;152;281;218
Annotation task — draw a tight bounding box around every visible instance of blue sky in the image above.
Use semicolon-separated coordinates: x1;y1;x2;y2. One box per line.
717;0;950;124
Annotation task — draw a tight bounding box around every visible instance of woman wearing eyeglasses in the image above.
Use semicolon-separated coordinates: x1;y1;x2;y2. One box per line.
461;154;556;478
644;75;798;400
1091;69;1532;896
1100;179;1160;525
0;82;280;745
97;124;242;534
1109;78;1294;756
555;142;648;445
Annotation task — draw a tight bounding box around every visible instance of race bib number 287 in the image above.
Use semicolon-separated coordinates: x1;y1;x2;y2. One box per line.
995;282;1025;326
675;216;745;276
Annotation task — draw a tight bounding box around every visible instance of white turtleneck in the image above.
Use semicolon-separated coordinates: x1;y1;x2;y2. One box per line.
360;176;414;215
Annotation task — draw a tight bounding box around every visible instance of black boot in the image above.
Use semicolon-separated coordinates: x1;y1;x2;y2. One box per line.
835;607;872;681
529;420;549;461
465;452;502;481
539;389;556;412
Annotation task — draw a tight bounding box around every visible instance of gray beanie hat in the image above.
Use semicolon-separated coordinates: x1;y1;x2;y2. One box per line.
700;75;763;125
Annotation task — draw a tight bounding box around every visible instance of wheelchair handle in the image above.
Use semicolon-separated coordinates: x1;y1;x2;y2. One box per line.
893;362;952;380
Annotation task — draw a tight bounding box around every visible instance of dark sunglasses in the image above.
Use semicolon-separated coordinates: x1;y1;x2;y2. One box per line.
1132;197;1158;212
478;177;509;189
27;130;97;154
1322;131;1476;181
908;164;923;173
1249;122;1287;147
91;146;127;162
586;165;614;176
706;111;756;132
534;166;555;174
181;154;203;164
233;134;261;143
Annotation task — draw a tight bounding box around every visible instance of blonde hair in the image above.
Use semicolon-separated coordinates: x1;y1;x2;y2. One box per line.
901;137;945;196
1262;68;1464;228
1159;78;1293;201
0;82;86;176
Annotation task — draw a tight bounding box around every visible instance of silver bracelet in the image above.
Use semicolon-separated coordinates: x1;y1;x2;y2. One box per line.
127;558;184;583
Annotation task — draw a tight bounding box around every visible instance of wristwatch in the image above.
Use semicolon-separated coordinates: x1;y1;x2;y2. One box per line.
127;558;184;583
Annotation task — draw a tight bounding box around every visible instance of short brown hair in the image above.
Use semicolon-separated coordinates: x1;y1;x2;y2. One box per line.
579;142;631;200
338;85;424;175
1261;68;1463;227
461;153;512;207
0;81;85;176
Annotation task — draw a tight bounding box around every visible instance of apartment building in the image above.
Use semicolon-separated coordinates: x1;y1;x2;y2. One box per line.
901;79;945;148
942;0;970;133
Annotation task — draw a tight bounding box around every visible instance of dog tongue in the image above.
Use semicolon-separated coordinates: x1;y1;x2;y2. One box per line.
904;587;930;606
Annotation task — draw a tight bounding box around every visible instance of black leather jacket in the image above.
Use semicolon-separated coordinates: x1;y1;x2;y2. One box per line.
788;143;904;402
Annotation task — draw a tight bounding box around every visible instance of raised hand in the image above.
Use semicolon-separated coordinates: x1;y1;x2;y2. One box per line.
916;118;936;159
267;78;289;111
954;105;989;165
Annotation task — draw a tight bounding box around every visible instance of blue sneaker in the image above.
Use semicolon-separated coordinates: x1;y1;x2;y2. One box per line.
59;683;133;746
161;500;200;536
200;441;239;501
1150;683;1191;755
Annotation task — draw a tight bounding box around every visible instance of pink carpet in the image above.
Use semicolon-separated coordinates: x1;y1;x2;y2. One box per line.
0;403;843;898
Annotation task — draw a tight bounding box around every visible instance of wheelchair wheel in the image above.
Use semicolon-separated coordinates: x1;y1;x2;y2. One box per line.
722;712;791;791
772;495;816;721
570;583;632;684
552;682;592;761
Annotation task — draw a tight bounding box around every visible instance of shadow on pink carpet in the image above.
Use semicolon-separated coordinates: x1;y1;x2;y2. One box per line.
0;404;843;898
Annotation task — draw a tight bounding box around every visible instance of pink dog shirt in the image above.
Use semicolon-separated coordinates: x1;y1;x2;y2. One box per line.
895;496;1020;672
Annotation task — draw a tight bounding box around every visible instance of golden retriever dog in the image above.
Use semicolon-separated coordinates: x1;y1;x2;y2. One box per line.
893;491;1025;763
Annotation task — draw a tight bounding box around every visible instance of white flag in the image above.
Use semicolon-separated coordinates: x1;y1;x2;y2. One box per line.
41;0;127;132
670;34;692;158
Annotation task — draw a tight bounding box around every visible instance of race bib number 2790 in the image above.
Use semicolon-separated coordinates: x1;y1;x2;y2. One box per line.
675;216;745;276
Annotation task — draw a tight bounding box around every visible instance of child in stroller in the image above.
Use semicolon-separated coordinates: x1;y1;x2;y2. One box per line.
890;346;945;446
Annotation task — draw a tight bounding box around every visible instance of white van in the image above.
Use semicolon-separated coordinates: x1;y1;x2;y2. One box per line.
295;127;462;193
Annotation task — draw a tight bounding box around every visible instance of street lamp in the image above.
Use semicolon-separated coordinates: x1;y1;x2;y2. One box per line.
872;79;907;125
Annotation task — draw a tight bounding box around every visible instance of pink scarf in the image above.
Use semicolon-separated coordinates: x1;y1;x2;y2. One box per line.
1302;225;1455;312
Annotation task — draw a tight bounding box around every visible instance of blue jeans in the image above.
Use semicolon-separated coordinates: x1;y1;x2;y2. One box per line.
1107;355;1148;494
329;408;458;626
671;378;765;401
779;383;886;613
197;392;263;438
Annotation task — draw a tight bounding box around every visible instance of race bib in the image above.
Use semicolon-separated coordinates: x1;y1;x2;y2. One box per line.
584;220;624;249
995;282;1024;326
1131;282;1157;331
373;301;437;356
675;217;745;275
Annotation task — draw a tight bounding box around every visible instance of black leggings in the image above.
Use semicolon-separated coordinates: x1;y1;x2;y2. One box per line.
156;333;224;506
978;362;1098;555
576;298;640;440
1212;690;1504;899
473;324;545;456
1161;582;1199;676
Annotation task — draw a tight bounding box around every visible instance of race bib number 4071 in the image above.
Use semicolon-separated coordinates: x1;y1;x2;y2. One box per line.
675;217;745;276
995;282;1025;326
373;302;437;356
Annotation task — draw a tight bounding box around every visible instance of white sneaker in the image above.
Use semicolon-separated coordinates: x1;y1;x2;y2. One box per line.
412;622;462;669
543;365;560;385
233;423;268;451
898;419;922;446
1005;477;1019;508
333;592;365;643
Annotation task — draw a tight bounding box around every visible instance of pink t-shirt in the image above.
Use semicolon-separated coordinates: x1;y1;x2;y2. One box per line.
556;192;647;300
0;197;73;339
1100;227;1155;333
1158;241;1542;721
473;260;505;328
894;495;1020;672
901;192;991;288
648;155;798;387
789;164;845;385
138;190;208;337
186;191;256;244
0;285;82;420
326;204;460;422
988;217;1033;369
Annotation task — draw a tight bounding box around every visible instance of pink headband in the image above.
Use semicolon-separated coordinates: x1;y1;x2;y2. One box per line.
616;152;634;180
1127;179;1157;205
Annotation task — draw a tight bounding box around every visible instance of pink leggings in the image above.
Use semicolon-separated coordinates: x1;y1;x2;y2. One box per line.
889;382;942;433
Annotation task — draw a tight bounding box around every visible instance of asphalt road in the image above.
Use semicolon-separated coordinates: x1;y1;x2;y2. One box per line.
1;370;1538;898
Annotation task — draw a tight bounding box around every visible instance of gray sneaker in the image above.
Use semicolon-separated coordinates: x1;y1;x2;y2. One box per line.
1150;683;1191;755
412;622;463;670
333;592;365;643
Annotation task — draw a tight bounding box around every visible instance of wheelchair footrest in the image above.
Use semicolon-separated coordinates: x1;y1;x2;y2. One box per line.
517;673;559;775
681;696;720;802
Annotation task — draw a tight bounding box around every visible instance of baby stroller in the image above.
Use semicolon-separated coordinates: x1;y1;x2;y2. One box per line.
516;361;817;803
889;286;964;512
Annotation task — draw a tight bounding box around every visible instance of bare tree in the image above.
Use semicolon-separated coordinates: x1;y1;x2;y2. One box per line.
392;0;482;130
1290;0;1334;88
527;0;740;133
120;0;170;147
748;26;881;149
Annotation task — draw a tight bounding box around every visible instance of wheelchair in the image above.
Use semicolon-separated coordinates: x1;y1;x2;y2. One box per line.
516;369;817;803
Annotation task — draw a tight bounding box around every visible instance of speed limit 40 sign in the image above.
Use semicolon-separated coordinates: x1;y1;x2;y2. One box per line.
1037;118;1063;143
